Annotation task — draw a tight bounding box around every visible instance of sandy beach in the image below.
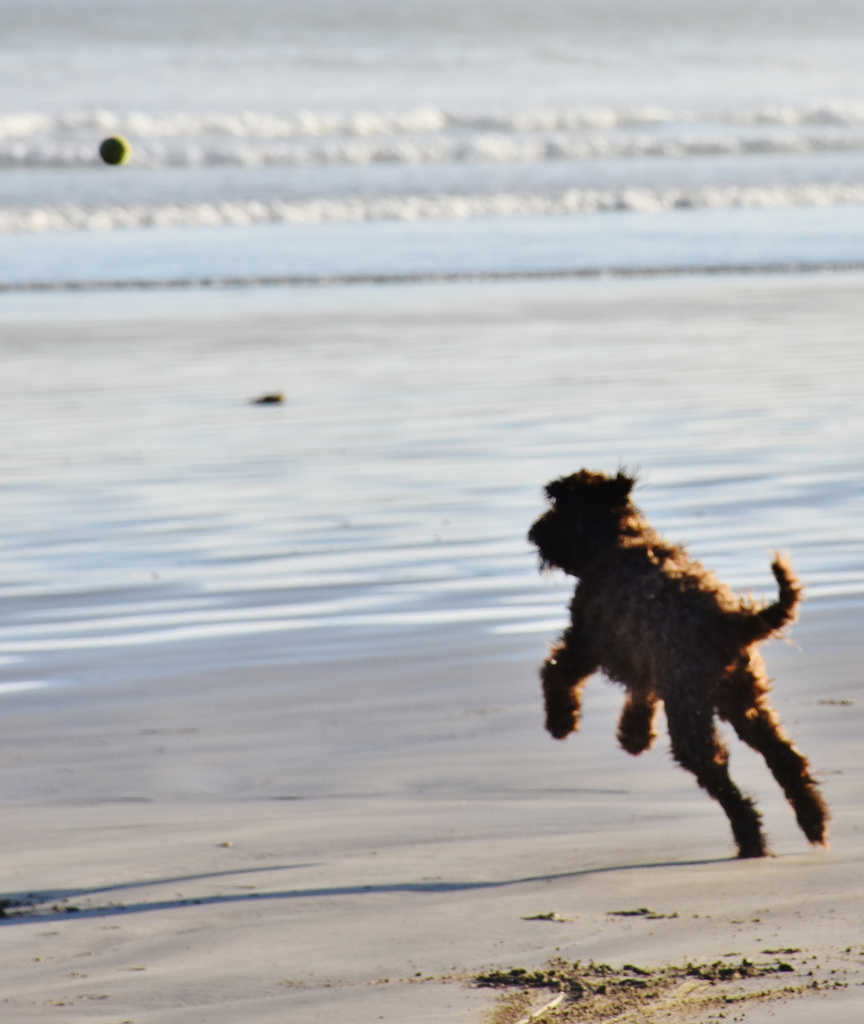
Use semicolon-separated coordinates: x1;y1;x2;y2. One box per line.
0;273;862;1022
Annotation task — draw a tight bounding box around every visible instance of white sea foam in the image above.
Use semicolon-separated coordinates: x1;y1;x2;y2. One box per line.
6;102;864;172
5;182;864;234
6;130;864;170
6;102;864;143
0;680;50;695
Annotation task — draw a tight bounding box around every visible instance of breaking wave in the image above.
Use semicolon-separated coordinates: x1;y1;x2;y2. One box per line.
6;101;864;139
7;132;864;170
5;102;864;168
6;182;864;233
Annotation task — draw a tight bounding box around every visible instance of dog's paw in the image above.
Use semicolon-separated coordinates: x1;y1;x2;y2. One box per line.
545;713;578;740
617;731;654;756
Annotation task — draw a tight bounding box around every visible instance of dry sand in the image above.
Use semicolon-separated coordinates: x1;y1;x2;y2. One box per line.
0;601;861;1023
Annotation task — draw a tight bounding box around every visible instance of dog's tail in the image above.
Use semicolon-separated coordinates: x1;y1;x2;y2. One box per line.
740;552;802;643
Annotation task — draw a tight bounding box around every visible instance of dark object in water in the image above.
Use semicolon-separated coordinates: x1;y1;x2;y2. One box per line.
251;392;285;405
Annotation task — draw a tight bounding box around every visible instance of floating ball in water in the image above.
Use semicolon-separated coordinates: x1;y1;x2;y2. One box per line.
99;136;133;165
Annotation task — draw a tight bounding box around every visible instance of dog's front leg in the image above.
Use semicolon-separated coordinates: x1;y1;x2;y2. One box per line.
617;691;661;755
541;625;598;739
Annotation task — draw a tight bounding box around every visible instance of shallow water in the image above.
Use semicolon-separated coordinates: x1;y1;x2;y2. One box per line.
0;273;862;697
8;205;864;289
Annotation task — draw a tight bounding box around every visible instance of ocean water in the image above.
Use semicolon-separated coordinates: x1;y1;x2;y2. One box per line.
4;0;864;283
1;3;863;705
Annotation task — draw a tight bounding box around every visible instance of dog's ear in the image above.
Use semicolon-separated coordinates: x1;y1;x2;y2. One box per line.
608;471;635;505
544;477;569;503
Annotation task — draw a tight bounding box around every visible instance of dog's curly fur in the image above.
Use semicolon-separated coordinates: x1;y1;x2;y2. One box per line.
528;469;829;858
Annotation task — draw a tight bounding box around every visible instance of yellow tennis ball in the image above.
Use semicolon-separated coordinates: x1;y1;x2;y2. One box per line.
99;135;133;165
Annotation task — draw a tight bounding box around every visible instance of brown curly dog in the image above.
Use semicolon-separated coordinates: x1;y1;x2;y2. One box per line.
528;469;829;858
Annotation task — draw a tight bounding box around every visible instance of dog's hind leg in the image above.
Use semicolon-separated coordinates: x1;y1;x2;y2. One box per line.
617;691;661;755
719;657;829;848
665;699;767;858
541;626;598;740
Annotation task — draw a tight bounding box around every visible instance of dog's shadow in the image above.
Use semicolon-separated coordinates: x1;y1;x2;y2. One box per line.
0;856;729;925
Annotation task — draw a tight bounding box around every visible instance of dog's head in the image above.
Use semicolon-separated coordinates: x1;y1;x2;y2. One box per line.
527;469;636;577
